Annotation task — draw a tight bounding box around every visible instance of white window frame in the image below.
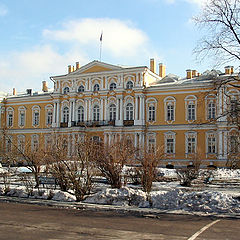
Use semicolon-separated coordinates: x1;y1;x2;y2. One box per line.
31;134;39;151
147;133;156;152
5;136;12;152
164;131;176;155
78;85;84;93
62;106;69;123
93;83;100;92
63;86;70;94
7;107;14;127
126;81;133;89
17;135;25;153
126;103;134;120
185;131;197;156
32;106;40;127
77;106;84;122
206;131;217;155
164;97;176;123
185;95;197;122
109;82;117;91
18;106;26;127
205;95;217;120
93;105;100;121
109;104;116;121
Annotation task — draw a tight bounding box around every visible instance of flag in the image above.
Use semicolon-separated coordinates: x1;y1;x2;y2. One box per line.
100;32;103;42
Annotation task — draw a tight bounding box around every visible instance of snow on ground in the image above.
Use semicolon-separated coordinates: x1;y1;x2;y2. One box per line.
0;167;240;215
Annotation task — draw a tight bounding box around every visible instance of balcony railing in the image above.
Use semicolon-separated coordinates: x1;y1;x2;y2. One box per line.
60;122;68;128
73;120;116;127
123;120;134;126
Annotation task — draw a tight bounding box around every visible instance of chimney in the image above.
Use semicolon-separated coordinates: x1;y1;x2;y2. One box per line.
68;65;72;74
159;63;166;78
76;62;80;70
192;70;197;77
150;58;156;73
225;66;231;74
230;66;234;74
186;69;192;79
26;89;32;95
42;81;48;92
13;88;16;95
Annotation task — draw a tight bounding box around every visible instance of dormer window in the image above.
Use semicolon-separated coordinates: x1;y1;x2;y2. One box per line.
63;87;70;94
78;85;84;93
126;81;133;90
109;82;117;91
93;84;100;92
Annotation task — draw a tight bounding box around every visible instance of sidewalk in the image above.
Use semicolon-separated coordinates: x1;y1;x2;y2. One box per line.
0;195;239;219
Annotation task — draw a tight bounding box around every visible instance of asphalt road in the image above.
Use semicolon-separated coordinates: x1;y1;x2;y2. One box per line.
0;202;239;240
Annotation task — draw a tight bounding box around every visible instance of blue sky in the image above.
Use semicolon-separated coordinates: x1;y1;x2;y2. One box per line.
0;0;217;93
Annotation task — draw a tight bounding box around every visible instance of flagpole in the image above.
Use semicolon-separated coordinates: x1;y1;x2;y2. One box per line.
99;31;103;62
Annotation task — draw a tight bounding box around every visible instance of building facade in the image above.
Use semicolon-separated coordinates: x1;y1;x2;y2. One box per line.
0;59;239;167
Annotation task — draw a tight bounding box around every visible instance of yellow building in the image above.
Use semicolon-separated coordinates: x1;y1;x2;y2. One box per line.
0;59;239;167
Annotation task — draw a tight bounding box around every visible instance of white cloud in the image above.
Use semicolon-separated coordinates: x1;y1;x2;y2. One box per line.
0;18;163;93
43;18;148;58
0;45;88;93
0;3;8;16
164;0;209;6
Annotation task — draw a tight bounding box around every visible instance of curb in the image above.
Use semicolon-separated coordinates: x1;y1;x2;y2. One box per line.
0;196;240;219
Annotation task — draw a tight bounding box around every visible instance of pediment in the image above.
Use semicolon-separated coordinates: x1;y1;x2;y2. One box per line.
72;60;123;75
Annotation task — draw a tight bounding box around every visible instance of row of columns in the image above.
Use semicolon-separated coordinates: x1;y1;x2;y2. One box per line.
52;95;146;127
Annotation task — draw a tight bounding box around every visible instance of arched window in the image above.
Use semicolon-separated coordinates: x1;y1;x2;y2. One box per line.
148;105;155;121
78;85;84;93
126;103;134;120
18;106;26;127
77;106;84;122
32;106;40;126
7;109;13;127
93;84;100;92
126;81;133;89
93;105;100;121
109;104;116;121
109;82;117;91
63;87;70;94
63;106;69;123
208;102;216;119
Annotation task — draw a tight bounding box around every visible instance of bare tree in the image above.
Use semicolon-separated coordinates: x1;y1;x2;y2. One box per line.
135;147;164;194
94;137;135;189
194;0;240;66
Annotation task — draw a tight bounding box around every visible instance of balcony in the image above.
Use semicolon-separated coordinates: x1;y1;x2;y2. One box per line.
60;122;68;128
123;120;134;126
75;120;115;127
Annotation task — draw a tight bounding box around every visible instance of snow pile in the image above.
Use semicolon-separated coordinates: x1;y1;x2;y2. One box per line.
212;169;240;180
151;190;240;213
84;187;147;206
52;190;76;202
157;168;177;178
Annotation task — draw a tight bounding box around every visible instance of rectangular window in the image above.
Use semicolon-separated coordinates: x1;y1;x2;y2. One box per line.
33;112;39;125
167;105;174;121
208;137;216;153
166;138;174;154
47;111;53;125
20;112;25;126
187;137;196;153
148;106;155;121
148;138;156;152
208;103;216;119
188;104;195;120
8;114;13;127
230;136;238;153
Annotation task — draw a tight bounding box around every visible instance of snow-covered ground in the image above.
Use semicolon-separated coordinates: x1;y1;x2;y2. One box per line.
0;168;240;215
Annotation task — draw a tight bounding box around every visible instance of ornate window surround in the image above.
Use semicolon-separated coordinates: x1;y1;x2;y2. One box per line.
164;96;176;123
185;95;197;122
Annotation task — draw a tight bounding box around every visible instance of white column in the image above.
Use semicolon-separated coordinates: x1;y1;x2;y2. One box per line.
100;98;103;121
134;133;138;148
223;131;228;160
120;97;123;121
109;133;112;145
56;101;60;127
68;101;72;127
52;102;56;127
88;100;92;121
104;97;107;121
104;134;108;145
84;99;88;121
139;96;143;122
142;95;145;122
218;130;223;159
135;96;138;121
72;100;76;122
116;98;119;121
